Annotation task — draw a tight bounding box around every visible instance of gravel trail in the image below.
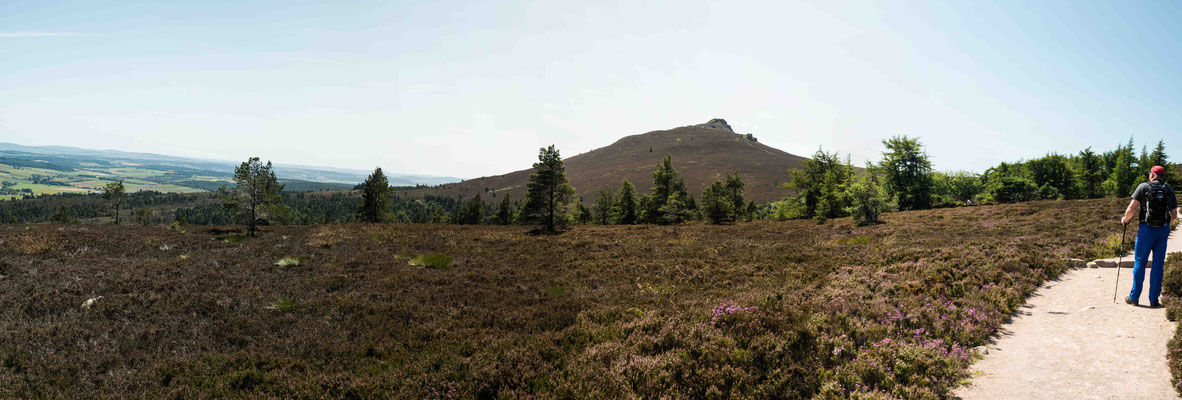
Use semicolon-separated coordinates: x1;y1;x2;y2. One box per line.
954;235;1181;399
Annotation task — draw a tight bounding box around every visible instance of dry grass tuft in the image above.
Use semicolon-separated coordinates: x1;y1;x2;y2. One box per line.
7;230;58;255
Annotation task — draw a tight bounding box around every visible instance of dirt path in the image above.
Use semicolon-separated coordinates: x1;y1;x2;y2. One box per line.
954;234;1181;399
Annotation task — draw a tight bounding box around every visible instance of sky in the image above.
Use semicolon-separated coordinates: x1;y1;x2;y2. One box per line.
2;0;1181;179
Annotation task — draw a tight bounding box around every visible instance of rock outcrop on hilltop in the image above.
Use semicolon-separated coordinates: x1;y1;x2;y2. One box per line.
695;118;734;132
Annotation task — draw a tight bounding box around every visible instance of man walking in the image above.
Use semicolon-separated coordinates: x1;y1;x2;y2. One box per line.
1121;165;1179;307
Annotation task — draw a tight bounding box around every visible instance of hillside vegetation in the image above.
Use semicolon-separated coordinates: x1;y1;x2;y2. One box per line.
0;198;1120;398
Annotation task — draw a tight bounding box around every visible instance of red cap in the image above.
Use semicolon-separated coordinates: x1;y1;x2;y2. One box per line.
1151;165;1166;176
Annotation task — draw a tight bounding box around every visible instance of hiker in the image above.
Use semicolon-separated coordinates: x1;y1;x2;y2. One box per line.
1120;165;1179;307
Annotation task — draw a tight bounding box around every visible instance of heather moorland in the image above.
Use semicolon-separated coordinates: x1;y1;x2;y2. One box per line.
0;198;1122;399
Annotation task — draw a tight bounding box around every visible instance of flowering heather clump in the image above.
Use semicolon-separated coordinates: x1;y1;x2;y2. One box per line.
0;198;1122;398
1162;253;1182;395
708;301;758;326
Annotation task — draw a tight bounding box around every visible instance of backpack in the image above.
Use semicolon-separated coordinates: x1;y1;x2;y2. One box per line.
1144;180;1171;227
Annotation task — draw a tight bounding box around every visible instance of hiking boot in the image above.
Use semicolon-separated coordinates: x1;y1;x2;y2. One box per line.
1125;297;1139;306
1150;302;1163;308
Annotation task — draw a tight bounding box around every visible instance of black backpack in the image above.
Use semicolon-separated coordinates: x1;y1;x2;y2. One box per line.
1144;181;1172;227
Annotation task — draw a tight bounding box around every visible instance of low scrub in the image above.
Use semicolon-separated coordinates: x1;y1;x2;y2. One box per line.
6;230;58;255
0;199;1122;398
1162;253;1182;395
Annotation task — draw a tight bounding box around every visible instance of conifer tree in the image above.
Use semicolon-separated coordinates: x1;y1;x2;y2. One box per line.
519;145;576;233
101;180;125;224
593;189;615;225
220;157;284;237
644;155;690;224
724;172;745;222
614;179;638;224
357;167;392;223
496;193;514;225
879;135;934;210
701;180;733;224
1077;147;1105;199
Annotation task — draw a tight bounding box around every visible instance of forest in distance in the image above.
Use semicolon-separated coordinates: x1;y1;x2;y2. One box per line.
0;135;1175;231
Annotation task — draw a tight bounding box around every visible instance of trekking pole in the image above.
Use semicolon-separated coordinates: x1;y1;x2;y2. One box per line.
1113;223;1128;303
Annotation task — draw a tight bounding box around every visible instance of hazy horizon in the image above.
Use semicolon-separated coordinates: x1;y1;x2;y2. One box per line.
3;0;1182;179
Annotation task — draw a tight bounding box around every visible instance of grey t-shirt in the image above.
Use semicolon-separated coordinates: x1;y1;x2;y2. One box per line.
1132;181;1178;224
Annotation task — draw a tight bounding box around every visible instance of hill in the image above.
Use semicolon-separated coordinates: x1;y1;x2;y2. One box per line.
0;142;460;199
400;119;809;204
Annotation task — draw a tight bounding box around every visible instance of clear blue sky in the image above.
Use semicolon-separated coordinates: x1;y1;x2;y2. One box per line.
2;0;1181;178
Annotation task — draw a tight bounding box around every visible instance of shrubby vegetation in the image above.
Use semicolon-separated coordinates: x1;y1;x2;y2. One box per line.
0;198;1121;398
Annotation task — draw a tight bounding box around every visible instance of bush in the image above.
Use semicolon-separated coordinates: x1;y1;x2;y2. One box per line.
990;176;1038;203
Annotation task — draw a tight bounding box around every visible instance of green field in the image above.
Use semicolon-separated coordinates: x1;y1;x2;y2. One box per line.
0;163;211;199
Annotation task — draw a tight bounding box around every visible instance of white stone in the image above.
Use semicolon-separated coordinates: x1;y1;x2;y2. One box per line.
81;296;103;310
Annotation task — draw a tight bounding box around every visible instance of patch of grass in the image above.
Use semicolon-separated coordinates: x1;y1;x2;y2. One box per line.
835;235;869;245
266;297;296;312
1089;233;1128;260
274;256;305;268
409;253;452;270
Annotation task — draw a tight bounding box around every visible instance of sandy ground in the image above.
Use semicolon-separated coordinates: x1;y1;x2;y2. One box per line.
954;233;1181;399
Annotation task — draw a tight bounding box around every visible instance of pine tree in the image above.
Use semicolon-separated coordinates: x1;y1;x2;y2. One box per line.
785;149;854;219
101;180;125;224
644;155;690;224
1077;147;1105;199
576;202;592;225
1112;137;1138;196
593;189;615;225
455;195;483;224
219;157;284;237
724;172;745;222
701;180;733;224
357;167;392;223
519;145;576;233
614;179;639;224
496;193;513;225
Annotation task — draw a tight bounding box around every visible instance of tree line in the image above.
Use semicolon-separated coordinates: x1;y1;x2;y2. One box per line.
8;135;1176;234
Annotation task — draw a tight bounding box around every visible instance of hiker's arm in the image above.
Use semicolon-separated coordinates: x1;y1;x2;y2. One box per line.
1121;199;1139;225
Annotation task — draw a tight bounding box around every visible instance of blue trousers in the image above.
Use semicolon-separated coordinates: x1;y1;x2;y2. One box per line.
1128;223;1171;303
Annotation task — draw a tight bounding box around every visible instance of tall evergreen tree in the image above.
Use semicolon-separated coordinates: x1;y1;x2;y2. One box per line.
219;157;284;237
784;149;853;219
576;202;592;225
1077;147;1105;199
643;155;690;223
495;193;514;225
101;180;125;225
1112;137;1138;196
614;179;638;224
1148;139;1178;186
454;195;483;225
593;189;615;225
701;180;733;224
519;145;576;233
356;167;392;223
879;135;934;210
724;172;745;222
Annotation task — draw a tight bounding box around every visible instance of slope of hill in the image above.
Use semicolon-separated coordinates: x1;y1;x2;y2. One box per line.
402;119;809;204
